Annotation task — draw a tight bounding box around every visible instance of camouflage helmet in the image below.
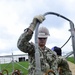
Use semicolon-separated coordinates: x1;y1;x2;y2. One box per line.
38;26;50;38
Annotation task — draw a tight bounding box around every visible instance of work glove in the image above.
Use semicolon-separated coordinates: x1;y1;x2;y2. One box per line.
29;15;45;31
33;15;45;23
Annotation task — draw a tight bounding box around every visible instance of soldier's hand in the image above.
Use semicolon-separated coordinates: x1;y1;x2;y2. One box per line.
29;15;45;31
33;15;45;23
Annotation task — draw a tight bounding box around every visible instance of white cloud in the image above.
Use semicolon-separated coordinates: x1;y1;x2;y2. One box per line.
0;0;75;56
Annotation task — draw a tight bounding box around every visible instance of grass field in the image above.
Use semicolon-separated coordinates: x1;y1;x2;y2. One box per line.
0;61;29;75
67;56;74;63
0;57;74;75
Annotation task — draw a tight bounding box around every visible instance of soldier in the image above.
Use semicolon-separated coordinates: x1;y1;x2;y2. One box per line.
52;46;72;75
17;15;72;75
51;46;62;56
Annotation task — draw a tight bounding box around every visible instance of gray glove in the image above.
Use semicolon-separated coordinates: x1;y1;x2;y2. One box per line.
33;15;45;23
29;15;45;31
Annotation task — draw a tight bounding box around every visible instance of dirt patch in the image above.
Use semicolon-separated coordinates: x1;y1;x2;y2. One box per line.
68;61;75;75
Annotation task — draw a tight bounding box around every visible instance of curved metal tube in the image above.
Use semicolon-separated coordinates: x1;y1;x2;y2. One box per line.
12;69;20;75
35;22;41;75
35;12;75;75
43;12;71;22
43;12;75;63
45;69;56;75
2;69;8;75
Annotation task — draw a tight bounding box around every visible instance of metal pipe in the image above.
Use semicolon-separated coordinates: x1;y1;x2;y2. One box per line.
43;12;75;63
34;12;75;75
35;22;42;75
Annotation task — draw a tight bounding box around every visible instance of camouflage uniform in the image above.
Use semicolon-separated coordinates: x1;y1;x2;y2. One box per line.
57;56;72;75
52;46;72;75
17;15;72;75
17;28;59;75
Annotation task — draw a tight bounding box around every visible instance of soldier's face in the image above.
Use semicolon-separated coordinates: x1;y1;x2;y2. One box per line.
38;38;47;47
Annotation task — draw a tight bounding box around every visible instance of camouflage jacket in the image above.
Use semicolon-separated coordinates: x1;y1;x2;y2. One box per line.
17;28;59;75
17;28;72;75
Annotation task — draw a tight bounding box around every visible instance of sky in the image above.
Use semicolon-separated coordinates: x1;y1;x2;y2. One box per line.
0;0;75;56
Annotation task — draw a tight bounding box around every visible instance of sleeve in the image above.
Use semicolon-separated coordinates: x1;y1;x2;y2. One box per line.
17;28;35;53
57;56;72;75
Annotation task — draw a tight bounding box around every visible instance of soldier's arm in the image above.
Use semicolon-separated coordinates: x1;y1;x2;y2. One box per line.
58;56;72;75
17;17;39;53
17;28;35;53
17;15;45;53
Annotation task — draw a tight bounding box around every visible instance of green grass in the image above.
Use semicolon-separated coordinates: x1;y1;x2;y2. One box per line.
0;57;74;75
0;61;29;75
67;56;74;63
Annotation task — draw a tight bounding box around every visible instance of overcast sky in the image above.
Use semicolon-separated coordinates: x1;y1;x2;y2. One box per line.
0;0;75;56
